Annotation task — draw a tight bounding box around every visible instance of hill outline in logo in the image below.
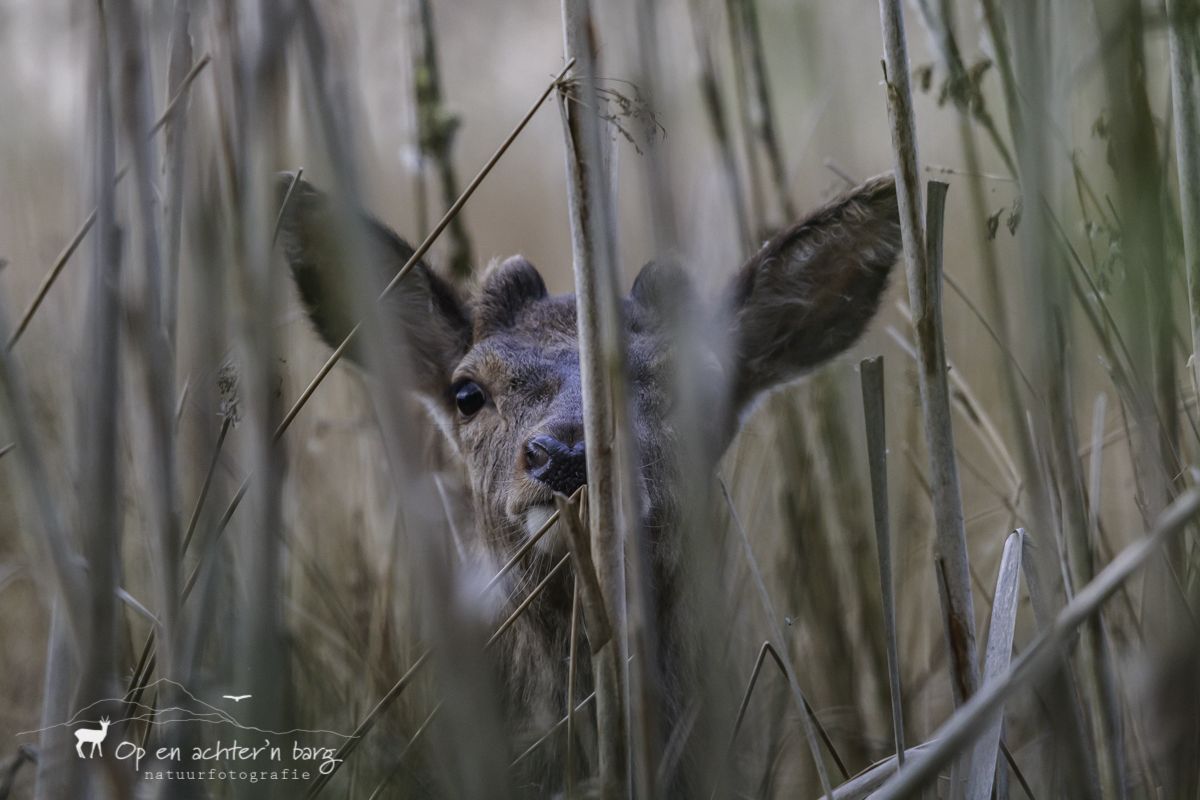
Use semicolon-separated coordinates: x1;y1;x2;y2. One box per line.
17;678;356;740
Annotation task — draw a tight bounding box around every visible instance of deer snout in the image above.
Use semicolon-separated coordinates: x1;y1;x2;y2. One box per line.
524;433;587;495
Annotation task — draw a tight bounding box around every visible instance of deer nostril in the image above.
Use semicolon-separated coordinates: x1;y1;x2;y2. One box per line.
525;438;552;470
525;434;587;495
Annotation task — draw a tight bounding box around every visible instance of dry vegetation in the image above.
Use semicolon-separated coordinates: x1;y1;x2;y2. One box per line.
1;0;1199;798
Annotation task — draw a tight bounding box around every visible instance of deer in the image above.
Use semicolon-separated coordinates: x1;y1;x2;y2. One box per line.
277;172;902;793
74;717;111;759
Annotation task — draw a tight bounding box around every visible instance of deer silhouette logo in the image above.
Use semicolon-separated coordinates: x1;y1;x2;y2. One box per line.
74;717;111;758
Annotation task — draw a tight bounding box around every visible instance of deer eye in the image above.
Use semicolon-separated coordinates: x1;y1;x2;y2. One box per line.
453;380;488;417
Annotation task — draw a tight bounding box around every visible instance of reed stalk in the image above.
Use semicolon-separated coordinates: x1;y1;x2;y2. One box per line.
876;3;981;707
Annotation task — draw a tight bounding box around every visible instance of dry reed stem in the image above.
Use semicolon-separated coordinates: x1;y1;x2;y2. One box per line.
893;303;1020;494
1166;0;1200;395
630;0;680;253
410;0;473;281
685;0;751;251
724;0;765;228
556;491;612;648
111;0;186;688
0;304;87;642
566;576;581;797
555;487;626;795
558;1;640;792
859;356;906;768
728;0;794;221
915;0;1053;587
162;0;193;348
878;0;980;708
1090;0;1177;536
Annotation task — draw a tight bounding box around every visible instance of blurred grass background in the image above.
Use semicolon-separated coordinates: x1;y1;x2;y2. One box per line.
0;0;1195;797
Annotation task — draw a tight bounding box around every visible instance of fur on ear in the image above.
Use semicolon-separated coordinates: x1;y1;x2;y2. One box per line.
726;174;902;411
473;255;548;336
629;259;699;331
275;174;472;399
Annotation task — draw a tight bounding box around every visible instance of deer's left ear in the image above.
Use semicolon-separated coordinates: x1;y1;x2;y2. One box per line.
724;174;901;413
276;174;472;401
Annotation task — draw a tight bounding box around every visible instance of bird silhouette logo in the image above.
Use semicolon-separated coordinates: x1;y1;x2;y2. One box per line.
222;694;252;703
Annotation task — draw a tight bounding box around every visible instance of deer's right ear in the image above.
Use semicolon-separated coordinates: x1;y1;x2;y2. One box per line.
723;174;901;414
276;174;472;399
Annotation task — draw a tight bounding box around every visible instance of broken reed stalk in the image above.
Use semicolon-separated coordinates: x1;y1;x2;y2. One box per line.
859;356;905;767
410;0;473;281
877;1;981;706
873;486;1200;798
557;0;641;792
1167;0;1200;396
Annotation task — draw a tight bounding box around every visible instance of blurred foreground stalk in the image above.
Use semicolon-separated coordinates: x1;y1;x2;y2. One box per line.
557;0;647;793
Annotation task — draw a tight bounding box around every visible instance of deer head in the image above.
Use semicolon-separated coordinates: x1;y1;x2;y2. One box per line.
277;174;901;559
